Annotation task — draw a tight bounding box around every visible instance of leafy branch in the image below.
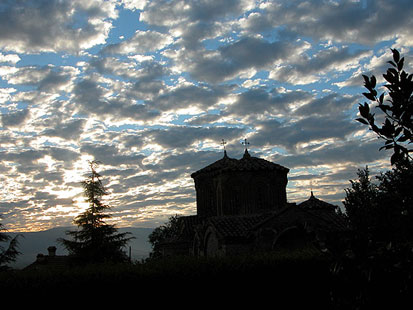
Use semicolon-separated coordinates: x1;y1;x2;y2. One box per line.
357;49;413;165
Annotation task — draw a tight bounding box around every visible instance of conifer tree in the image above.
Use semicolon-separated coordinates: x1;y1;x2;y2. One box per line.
0;221;20;270
60;160;133;264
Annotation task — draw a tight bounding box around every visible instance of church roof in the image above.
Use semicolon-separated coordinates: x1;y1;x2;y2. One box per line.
298;192;337;210
191;149;289;178
206;213;272;240
296;193;349;232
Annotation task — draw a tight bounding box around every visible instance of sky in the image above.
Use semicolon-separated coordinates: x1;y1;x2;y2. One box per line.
0;0;412;232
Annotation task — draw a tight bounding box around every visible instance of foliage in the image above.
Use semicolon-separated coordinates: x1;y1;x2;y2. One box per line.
331;163;413;308
148;214;181;259
356;48;413;165
332;49;413;305
344;168;378;235
59;160;134;264
0;222;21;270
344;163;413;246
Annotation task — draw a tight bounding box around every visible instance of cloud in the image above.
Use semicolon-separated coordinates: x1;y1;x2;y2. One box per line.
185;36;292;83
185;113;223;125
251;113;360;152
0;0;117;53
276;139;387;169
269;46;372;84
1;0;412;231
4;65;78;93
1;109;30;127
72;78;160;122
140;0;253;27
259;0;413;45
226;87;312;117
0;149;46;165
147;125;245;149
120;0;147;11
157;150;221;172
152;83;234;111
42;119;86;140
294;93;358;117
104;30;174;54
46;147;80;165
0;53;20;64
80;142;146;168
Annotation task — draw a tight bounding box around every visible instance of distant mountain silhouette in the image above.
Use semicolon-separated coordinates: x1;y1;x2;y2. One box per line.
8;226;154;269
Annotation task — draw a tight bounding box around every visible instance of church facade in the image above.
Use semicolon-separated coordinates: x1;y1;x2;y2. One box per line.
159;149;348;258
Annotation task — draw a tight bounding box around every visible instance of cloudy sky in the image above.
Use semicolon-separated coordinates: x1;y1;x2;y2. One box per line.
0;0;412;232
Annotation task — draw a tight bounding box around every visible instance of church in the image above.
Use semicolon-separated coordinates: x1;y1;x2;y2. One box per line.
159;144;349;257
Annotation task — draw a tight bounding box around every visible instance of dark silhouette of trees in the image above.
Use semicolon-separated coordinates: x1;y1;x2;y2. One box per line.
333;163;413;308
148;214;181;259
357;48;413;165
331;50;413;308
59;160;134;264
349;48;413;251
343;167;378;256
0;221;20;270
344;163;413;250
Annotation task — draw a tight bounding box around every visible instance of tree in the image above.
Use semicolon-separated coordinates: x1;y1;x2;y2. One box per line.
59;160;134;264
331;49;413;308
343;164;413;247
356;48;413;165
343;167;379;255
332;163;413;308
0;221;20;270
374;161;413;242
148;214;181;259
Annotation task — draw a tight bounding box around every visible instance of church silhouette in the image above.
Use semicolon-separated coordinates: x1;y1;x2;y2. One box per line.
159;146;348;257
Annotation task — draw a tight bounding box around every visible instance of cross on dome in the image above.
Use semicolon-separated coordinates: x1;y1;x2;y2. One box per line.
221;139;228;157
221;139;227;150
242;138;250;151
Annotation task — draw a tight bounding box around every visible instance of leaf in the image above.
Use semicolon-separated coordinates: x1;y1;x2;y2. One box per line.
370;75;376;88
359;103;370;118
381;118;395;138
392;48;400;63
356;118;369;125
362;74;370;85
388;68;398;76
397;135;409;142
391;152;399;165
378;104;391;112
379;93;385;104
380;144;394;151
398;57;404;71
363;92;376;101
387;60;397;67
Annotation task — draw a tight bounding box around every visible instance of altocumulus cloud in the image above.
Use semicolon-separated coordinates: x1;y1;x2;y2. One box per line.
0;0;411;231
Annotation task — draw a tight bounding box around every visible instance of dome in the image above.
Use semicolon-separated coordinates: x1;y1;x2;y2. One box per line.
191;149;289;179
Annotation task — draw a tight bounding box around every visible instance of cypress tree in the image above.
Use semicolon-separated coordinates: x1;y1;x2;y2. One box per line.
60;160;134;264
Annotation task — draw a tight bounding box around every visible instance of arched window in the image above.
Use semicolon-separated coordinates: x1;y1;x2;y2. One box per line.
204;229;220;257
